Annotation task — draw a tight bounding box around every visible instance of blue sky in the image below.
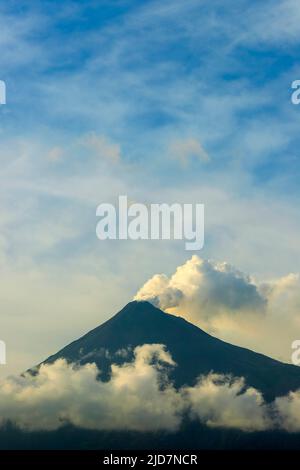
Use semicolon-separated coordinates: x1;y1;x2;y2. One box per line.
1;0;300;375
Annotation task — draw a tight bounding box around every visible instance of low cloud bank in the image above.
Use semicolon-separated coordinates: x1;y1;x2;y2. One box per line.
0;344;182;432
186;373;271;432
0;344;299;433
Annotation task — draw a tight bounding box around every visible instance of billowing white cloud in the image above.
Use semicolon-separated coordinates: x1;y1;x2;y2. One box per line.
185;373;271;432
275;390;300;432
0;344;183;432
0;343;298;434
134;256;300;362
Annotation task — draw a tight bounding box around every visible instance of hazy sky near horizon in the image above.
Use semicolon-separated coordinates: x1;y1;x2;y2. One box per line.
0;0;300;376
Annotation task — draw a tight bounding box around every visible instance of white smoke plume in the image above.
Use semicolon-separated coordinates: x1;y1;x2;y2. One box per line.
134;256;300;362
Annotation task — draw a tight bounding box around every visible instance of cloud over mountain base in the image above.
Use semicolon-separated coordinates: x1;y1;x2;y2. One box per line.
0;344;299;434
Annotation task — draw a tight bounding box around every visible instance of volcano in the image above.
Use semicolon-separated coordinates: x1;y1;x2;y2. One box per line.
42;300;300;401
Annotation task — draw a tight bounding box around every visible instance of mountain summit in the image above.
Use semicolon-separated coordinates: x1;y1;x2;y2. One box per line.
43;300;300;401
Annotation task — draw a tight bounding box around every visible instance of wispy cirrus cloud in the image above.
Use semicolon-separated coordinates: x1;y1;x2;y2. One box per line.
0;0;300;378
